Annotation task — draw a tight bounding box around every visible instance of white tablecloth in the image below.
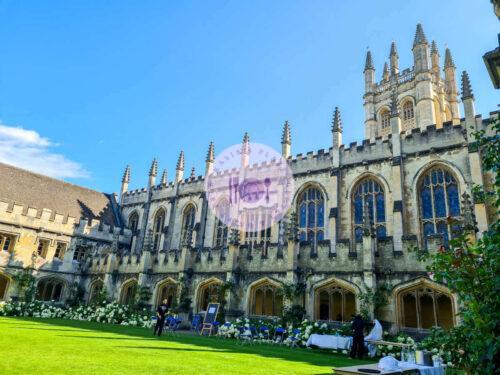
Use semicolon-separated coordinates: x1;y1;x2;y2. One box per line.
398;361;445;375
305;334;352;350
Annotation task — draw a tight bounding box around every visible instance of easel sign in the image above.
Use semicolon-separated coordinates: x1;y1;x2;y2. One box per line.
200;302;220;336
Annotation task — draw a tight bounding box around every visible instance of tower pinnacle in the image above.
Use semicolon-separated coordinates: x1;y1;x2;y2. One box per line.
461;71;474;100
149;158;158;177
281;121;291;145
176;151;185;171
444;48;455;68
122;165;131;183
364;50;374;72
331;107;343;133
413;23;428;47
206;142;215;163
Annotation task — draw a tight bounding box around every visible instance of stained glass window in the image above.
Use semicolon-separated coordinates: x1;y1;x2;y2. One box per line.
297;187;325;243
353;178;386;242
419;168;460;247
181;205;196;246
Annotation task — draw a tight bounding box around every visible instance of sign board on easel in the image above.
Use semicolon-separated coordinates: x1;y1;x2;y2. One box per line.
200;302;220;336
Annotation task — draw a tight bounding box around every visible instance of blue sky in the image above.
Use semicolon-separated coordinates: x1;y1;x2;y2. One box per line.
0;0;498;193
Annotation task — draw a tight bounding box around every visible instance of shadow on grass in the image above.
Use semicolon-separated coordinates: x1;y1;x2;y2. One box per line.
115;346;227;353
57;335;157;341
6;317;373;370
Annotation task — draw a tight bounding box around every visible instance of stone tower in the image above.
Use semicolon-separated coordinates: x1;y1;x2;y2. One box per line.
363;24;461;140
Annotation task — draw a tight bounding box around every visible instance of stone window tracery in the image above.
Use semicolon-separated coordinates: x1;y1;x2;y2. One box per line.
379;108;391;136
88;280;104;303
119;279;137;305
197;280;221;312
315;281;356;322
402;100;415;131
0;274;9;300
152;208;166;252
181;205;196;247
418;167;460;247
297;187;325;243
399;284;454;330
36;278;64;302
0;234;14;252
250;281;283;317
352;178;386;242
156;281;177;308
214;200;229;247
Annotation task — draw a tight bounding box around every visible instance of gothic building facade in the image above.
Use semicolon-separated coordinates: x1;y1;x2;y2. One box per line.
0;24;496;332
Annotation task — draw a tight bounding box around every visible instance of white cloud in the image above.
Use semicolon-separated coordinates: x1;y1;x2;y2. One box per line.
0;123;89;179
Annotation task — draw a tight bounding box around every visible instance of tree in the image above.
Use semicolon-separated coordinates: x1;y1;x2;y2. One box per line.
418;118;499;374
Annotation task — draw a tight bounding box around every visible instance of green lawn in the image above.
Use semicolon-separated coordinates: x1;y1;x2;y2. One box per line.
0;317;370;374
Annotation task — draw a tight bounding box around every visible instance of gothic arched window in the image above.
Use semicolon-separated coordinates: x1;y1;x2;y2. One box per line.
402;100;415;131
250;280;283;317
214;200;229;247
156;280;177;308
419;167;460;247
315;281;356;322
398;284;454;330
88;280;104;303
181;205;196;247
297;186;325;243
0;273;10;300
152;208;166;252
120;279;137;305
197;280;221;312
36;278;65;302
380;109;390;133
128;212;139;234
352;178;386;242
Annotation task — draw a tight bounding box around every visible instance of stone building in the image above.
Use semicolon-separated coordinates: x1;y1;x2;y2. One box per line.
0;24;496;332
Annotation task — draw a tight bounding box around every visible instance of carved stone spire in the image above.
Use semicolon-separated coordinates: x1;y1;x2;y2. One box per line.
461;71;474;100
281;121;291;145
176;151;185;171
461;192;477;232
190;167;195;179
242;132;250;154
389;42;399;75
160;169;168;185
149;158;158;177
390;41;398;57
206;141;215;163
331;107;342;133
413;23;428;46
122;165;131;184
364;50;374;71
444;48;455;69
383;62;389;81
431;40;438;55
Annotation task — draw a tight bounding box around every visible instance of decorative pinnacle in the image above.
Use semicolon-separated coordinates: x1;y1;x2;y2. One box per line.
364;50;374;72
413;23;428;46
190;167;195;179
281;121;291;145
431;40;438;55
461;71;474;100
206;142;215;163
362;201;374;236
176;151;185;171
160;169;168;185
383;62;389;79
444;48;455;69
122;165;130;183
149;158;158;177
390;42;398;57
331;107;342;133
242;132;250;154
390;89;399;117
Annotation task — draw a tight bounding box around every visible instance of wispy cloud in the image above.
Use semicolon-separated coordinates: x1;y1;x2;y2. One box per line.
0;123;89;179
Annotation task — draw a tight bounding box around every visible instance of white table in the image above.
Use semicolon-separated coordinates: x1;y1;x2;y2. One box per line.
306;334;352;350
398;361;445;375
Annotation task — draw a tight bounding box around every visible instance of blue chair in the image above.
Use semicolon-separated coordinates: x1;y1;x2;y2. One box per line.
289;328;301;347
191;314;202;332
237;326;253;345
273;327;286;344
259;326;270;342
212;321;220;336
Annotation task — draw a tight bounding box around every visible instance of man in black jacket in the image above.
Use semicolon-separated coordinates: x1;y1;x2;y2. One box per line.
154;299;169;337
349;314;365;359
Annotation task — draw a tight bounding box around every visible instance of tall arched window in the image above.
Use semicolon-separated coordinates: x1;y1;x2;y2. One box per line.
88;280;104;303
36;278;65;302
419;167;460;247
152;208;166;252
398;283;454;330
352;178;386;242
214;200;229;247
250;280;283;317
129;212;139;234
402;100;415;131
315;281;356;322
297;186;325;243
0;274;10;300
379;108;391;136
197;280;221;312
120;279;137;305
156;280;177;308
181;205;196;247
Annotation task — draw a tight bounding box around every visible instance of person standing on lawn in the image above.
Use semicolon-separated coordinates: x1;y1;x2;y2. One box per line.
350;314;365;359
154;299;169;337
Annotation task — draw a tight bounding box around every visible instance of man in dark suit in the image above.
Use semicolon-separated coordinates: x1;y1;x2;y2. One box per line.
154;299;169;337
350;314;365;359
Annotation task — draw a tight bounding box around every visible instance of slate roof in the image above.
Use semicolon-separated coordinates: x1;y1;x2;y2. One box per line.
0;162;119;225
